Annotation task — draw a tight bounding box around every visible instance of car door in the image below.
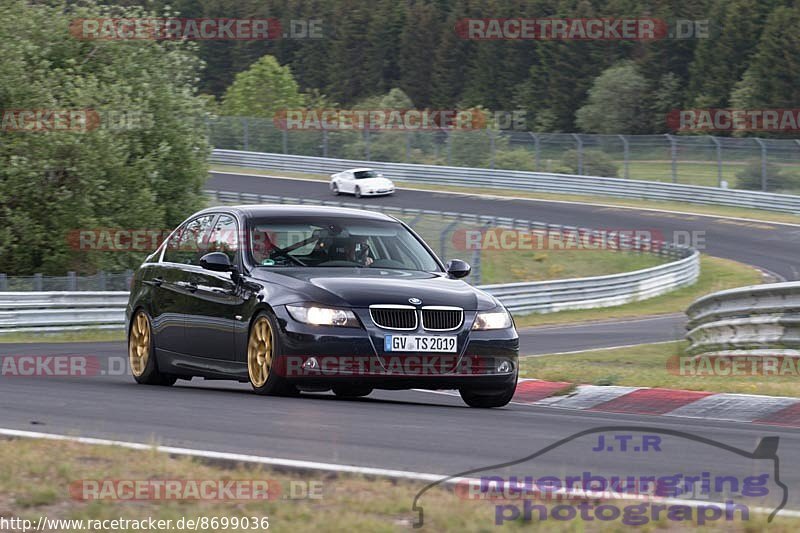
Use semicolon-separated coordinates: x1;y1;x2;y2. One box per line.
152;214;216;355
184;213;249;360
341;170;355;193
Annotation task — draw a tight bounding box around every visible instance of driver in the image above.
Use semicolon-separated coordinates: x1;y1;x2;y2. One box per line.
347;236;374;266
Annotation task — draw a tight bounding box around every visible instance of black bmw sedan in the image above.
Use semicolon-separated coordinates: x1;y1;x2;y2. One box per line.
126;205;519;407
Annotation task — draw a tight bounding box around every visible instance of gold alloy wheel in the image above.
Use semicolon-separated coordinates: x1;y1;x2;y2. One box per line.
129;312;150;377
248;317;273;387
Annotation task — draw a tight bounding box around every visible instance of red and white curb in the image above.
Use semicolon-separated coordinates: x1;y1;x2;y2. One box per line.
508;379;800;427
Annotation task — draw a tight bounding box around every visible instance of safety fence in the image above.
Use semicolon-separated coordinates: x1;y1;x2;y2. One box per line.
210;149;800;214
209;116;800;193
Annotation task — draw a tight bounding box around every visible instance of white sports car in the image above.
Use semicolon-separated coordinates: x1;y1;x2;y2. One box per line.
330;168;395;198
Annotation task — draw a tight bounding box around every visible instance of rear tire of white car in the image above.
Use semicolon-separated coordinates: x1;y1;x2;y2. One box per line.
331;182;340;195
354;186;362;198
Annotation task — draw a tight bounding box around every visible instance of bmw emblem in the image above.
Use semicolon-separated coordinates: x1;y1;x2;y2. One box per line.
408;297;422;305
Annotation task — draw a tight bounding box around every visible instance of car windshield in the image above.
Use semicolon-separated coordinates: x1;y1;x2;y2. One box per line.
353;170;380;179
248;216;441;271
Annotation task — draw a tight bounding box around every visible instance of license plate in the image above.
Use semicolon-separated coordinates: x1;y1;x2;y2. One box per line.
384;335;457;353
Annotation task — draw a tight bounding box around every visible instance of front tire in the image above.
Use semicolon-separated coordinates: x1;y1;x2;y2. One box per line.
247;311;299;396
128;310;177;386
331;182;340;195
354;186;362;199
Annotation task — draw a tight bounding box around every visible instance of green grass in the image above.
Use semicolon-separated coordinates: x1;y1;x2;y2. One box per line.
481;249;663;283
513;255;762;328
402;215;666;284
1;438;793;531
209;164;800;225
520;341;800;397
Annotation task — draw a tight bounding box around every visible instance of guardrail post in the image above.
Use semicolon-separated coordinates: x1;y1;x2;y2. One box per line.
489;130;495;169
618;134;630;179
0;273;6;291
98;270;107;291
471;246;482;285
282;128;288;154
710;136;723;187
125;269;133;289
665;134;677;183
572;133;583;174
364;129;371;161
405;131;411;162
446;129;452;165
440;219;460;260
33;273;42;291
67;271;77;291
754;138;767;191
530;133;540;171
322;129;328;158
242;117;249;151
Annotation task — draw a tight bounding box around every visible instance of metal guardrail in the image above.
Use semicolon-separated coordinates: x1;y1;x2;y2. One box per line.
210;149;800;214
0;292;128;332
0;193;699;331
685;282;800;357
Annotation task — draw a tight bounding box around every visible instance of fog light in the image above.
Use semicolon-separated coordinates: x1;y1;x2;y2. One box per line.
497;360;513;373
303;357;319;370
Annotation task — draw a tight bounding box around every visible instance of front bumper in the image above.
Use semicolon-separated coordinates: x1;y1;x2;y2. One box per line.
362;188;395;196
271;305;518;391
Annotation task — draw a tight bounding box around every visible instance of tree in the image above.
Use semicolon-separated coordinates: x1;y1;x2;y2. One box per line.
730;5;800;112
397;2;442;107
220;55;305;118
651;73;684;133
0;0;209;276
688;0;776;107
575;62;650;134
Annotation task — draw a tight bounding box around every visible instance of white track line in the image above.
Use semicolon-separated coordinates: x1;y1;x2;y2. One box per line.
521;340;678;358
0;427;446;483
2;427;798;519
209;170;800;228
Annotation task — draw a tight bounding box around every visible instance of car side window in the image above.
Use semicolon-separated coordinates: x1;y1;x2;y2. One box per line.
206;214;239;263
163;214;216;265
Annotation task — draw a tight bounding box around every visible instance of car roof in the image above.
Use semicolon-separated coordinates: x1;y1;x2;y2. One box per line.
348;167;374;173
198;204;397;221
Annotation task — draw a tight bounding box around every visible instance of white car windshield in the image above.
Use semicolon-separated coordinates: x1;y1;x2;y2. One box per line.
353;170;380;179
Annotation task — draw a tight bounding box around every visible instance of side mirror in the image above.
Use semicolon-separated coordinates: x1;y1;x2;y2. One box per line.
445;259;471;279
200;252;233;272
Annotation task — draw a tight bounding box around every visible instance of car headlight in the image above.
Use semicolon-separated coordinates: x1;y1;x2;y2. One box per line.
286;304;360;327
472;309;512;330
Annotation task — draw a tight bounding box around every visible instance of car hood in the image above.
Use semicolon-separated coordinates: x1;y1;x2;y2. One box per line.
253;268;498;310
356;177;393;188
